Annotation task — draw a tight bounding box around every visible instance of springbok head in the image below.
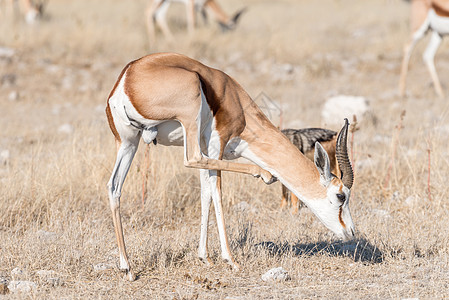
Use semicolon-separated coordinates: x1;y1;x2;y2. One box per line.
25;0;47;24
306;119;355;240
218;8;247;32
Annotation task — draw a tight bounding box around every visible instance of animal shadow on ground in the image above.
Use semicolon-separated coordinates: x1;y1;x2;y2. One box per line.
254;238;384;264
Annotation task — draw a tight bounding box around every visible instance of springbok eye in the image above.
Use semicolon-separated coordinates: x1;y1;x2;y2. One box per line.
336;193;346;203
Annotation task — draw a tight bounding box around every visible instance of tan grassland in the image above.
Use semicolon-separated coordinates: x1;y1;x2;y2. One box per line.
1;0;449;298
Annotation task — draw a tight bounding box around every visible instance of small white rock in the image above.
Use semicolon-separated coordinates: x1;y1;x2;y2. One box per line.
37;230;58;243
261;267;290;282
0;47;15;58
93;263;115;272
321;95;370;126
0;150;10;165
8;91;19;101
7;280;37;293
372;209;391;218
405;195;418;206
58;124;74;134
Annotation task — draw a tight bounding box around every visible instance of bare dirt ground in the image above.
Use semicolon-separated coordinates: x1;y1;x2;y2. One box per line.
1;0;449;298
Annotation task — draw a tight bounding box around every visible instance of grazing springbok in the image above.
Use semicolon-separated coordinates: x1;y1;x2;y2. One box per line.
2;0;45;23
106;53;355;281
280;128;338;214
399;0;449;98
146;0;245;42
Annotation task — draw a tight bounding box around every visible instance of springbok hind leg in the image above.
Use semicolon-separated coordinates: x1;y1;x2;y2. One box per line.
399;16;429;97
423;31;444;98
107;136;140;281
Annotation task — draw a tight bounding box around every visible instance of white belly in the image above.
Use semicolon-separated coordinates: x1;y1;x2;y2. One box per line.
154;121;184;146
429;9;449;35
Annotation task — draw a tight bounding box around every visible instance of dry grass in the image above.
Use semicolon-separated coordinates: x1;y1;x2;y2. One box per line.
1;0;449;298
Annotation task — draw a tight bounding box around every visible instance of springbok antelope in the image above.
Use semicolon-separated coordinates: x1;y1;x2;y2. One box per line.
2;0;45;23
106;53;355;281
280;128;338;214
399;0;449;98
146;0;245;42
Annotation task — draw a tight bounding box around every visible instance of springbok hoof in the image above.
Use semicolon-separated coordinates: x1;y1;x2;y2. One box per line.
199;256;213;267
260;170;276;184
124;270;136;282
231;262;241;272
224;259;241;272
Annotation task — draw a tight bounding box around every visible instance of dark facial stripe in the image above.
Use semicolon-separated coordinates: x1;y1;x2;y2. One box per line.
338;206;346;228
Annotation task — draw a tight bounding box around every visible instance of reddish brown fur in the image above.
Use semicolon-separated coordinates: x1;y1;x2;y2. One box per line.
105;105;120;144
111;53;329;200
105;61;134;144
409;0;449;30
105;53;347;278
410;0;430;32
432;0;449;17
122;53;246;146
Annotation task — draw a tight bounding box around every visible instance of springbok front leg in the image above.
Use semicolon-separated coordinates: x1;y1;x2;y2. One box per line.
107;130;141;282
210;169;240;270
197;125;240;270
181;122;275;183
198;168;239;270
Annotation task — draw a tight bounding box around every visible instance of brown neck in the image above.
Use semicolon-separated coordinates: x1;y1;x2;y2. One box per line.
239;99;324;200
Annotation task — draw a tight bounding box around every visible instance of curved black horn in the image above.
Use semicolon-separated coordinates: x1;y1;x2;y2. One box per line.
336;118;354;189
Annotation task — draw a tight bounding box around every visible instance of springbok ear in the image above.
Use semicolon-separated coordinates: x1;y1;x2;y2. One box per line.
314;142;332;186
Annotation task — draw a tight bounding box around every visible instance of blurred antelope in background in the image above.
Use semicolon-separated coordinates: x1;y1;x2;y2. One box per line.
280;128;339;214
2;0;46;23
399;0;449;98
146;0;245;42
105;53;355;280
